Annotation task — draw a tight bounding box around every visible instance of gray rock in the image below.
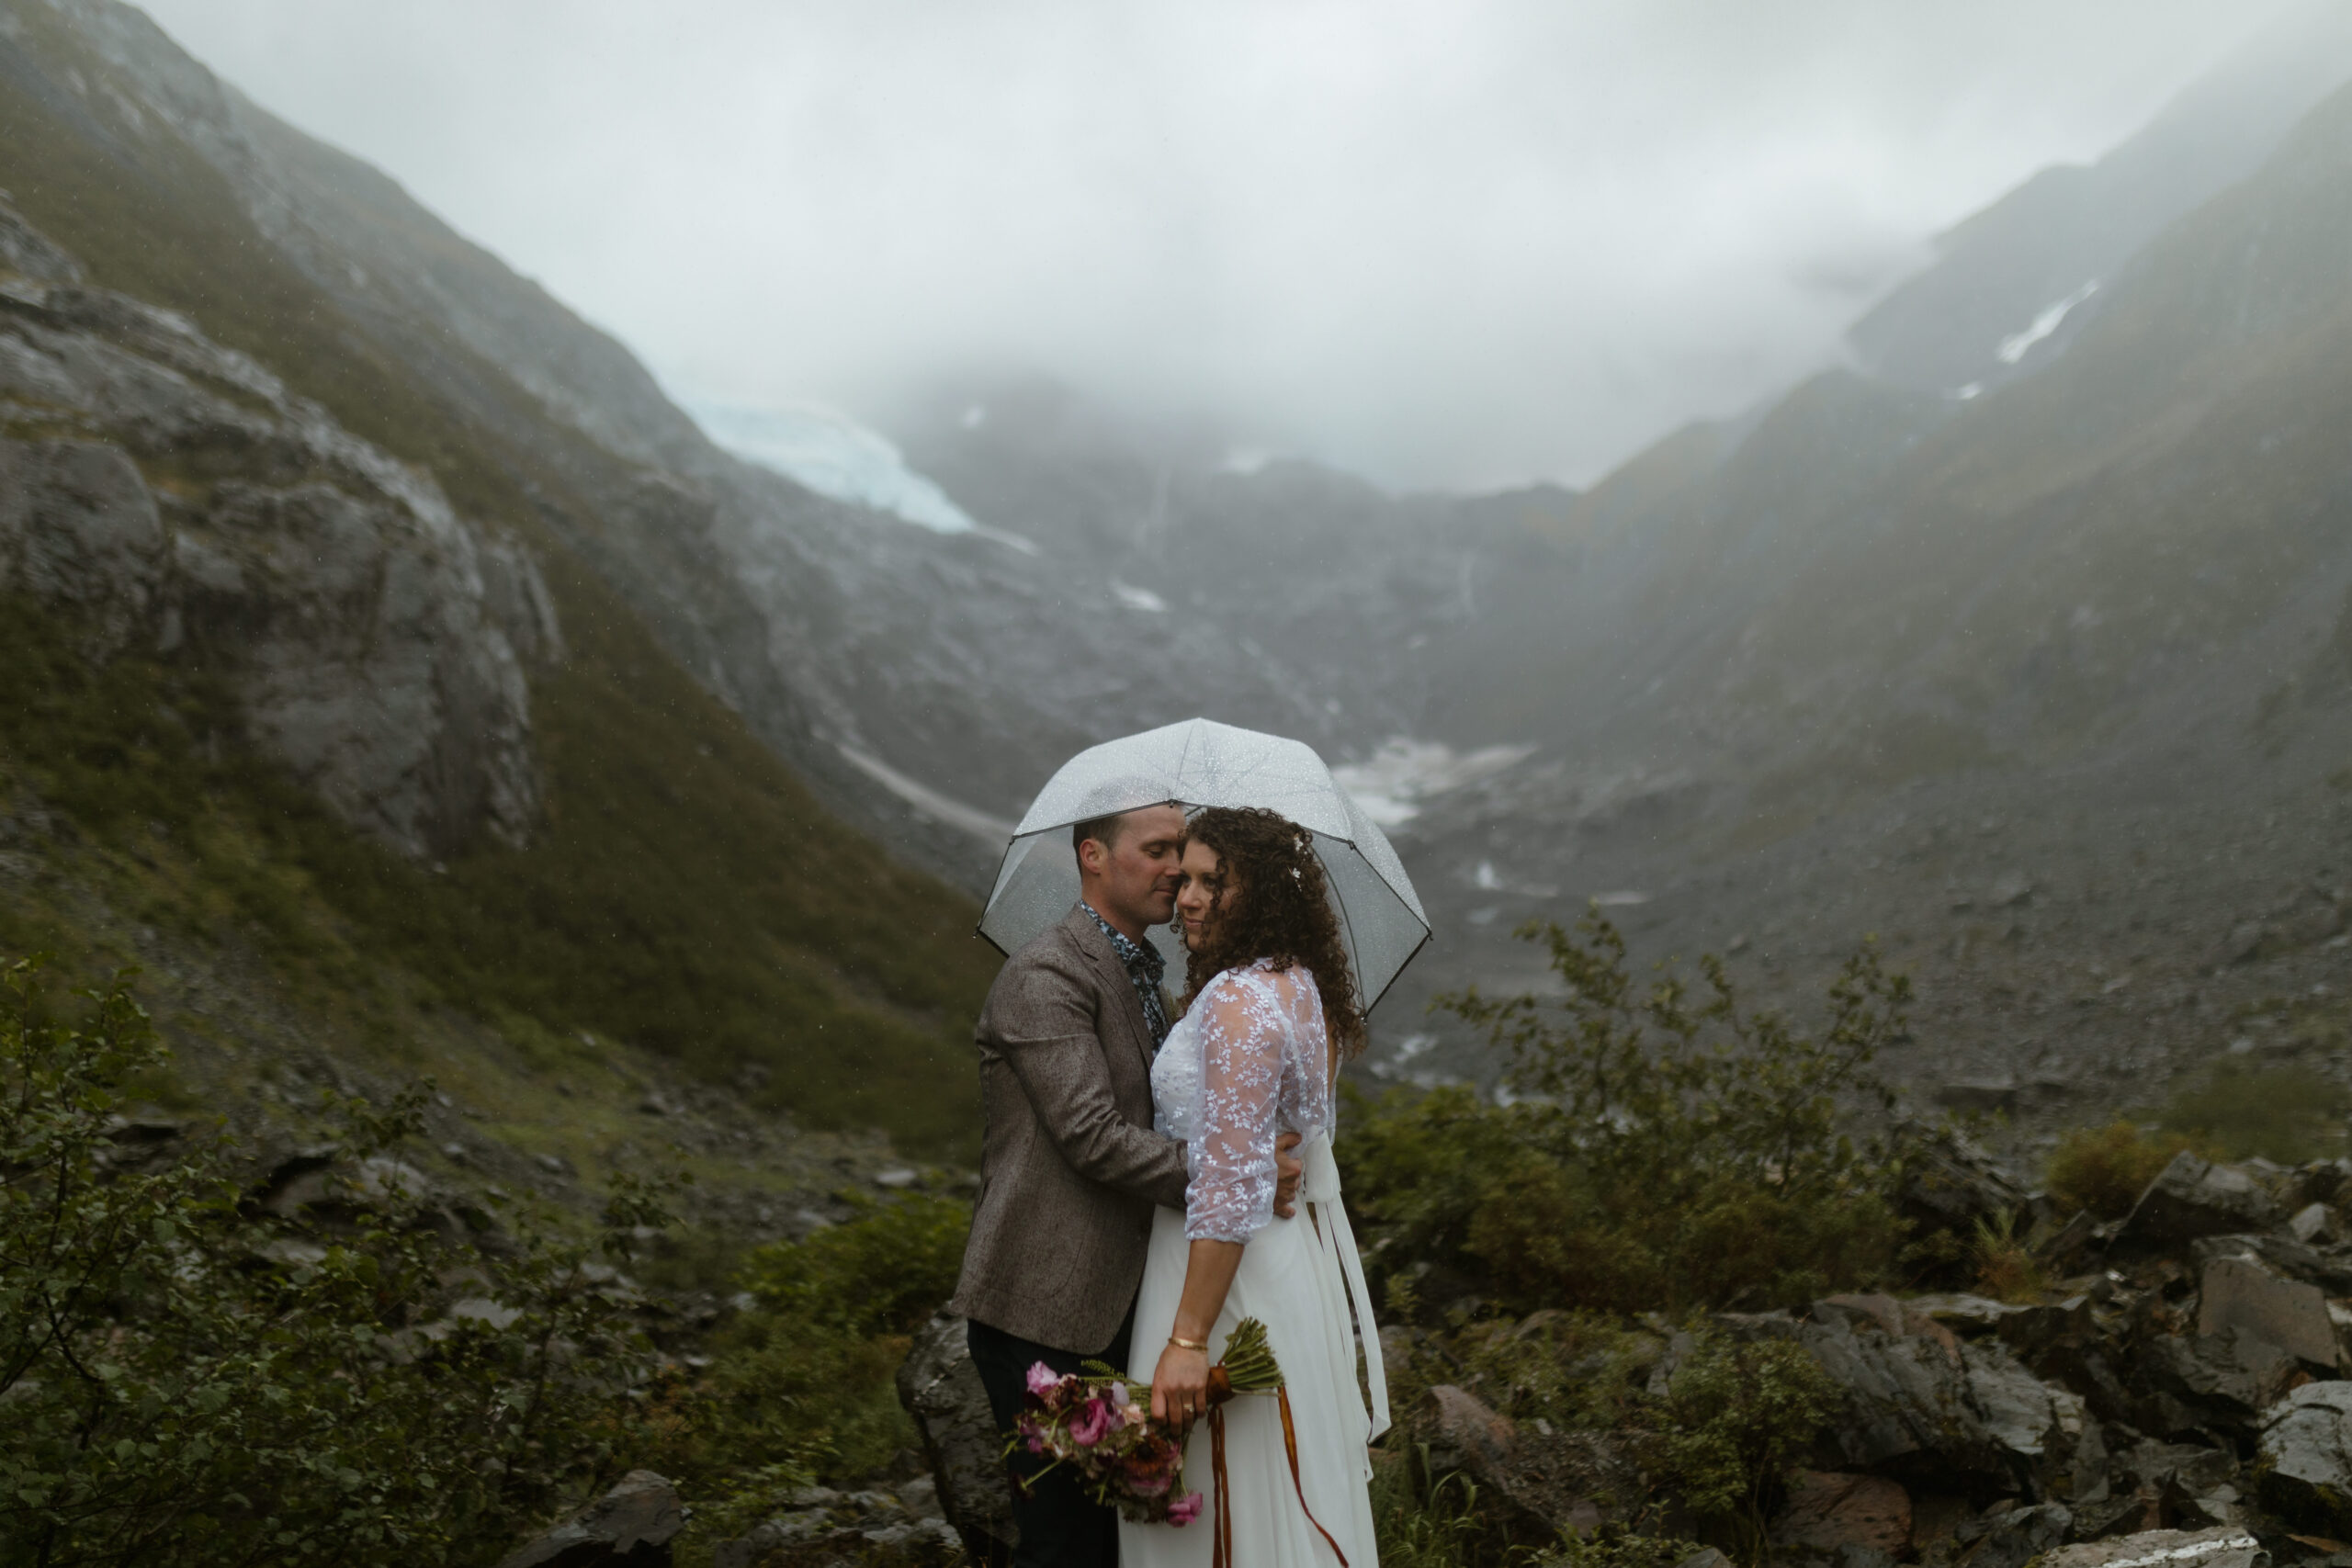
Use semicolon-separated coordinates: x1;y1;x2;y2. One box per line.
1412;1383;1638;1540
2136;1327;2297;1431
2195;1255;2335;1367
2257;1381;2352;1536
2039;1526;2266;1568
2119;1155;2279;1249
1795;1310;2081;1479
710;1507;832;1568
894;1312;1016;1562
2290;1203;2335;1247
1958;1502;2071;1568
498;1470;684;1568
0;233;559;861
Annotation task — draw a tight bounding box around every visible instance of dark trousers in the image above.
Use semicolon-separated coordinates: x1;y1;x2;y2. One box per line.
967;1306;1137;1568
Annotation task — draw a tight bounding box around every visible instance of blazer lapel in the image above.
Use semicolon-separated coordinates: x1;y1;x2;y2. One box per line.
1066;908;1156;1075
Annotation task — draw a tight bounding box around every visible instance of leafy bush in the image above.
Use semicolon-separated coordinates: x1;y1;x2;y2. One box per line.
0;958;665;1568
735;1192;970;1337
2044;1122;2207;1218
1344;912;1910;1315
1647;1328;1840;1553
644;1192;972;1508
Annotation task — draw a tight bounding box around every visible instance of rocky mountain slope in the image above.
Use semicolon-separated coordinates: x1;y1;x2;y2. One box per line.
19;0;2352;1158
0;0;1005;1242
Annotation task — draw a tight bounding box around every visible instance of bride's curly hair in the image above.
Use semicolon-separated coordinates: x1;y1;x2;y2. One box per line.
1177;806;1367;1062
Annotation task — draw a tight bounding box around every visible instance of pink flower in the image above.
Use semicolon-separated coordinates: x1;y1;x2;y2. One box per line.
1026;1361;1063;1398
1167;1491;1205;1527
1069;1396;1114;1448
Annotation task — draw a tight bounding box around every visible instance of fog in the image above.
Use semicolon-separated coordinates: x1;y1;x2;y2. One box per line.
143;0;2299;490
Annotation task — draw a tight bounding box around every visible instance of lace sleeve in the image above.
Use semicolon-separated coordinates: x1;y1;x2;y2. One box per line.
1183;971;1286;1244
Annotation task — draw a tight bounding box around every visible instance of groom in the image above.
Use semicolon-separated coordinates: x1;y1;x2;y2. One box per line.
952;800;1300;1568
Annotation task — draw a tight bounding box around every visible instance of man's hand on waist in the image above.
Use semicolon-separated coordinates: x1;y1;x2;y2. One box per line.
1272;1131;1303;1220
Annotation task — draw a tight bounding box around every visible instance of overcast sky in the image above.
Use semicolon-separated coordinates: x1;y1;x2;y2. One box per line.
142;0;2303;490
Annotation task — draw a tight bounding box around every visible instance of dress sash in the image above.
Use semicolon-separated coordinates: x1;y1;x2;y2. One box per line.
1294;1132;1390;1445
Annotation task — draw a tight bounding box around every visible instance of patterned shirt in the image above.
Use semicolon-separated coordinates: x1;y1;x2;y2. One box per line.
1081;902;1172;1047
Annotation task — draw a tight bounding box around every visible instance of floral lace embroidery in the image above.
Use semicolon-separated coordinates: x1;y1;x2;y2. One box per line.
1151;960;1332;1244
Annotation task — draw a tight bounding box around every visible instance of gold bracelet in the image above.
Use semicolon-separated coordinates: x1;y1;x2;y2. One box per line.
1167;1334;1208;1352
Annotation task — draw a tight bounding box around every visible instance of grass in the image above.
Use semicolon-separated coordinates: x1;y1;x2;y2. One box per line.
2153;1059;2350;1166
0;18;1003;1155
0;587;996;1156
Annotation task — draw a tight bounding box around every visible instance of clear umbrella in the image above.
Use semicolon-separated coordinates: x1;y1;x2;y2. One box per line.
978;717;1430;1009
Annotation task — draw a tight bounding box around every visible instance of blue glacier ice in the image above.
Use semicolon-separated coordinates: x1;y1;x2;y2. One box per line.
689;400;984;536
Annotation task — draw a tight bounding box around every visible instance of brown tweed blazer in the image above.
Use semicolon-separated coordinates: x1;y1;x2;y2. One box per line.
949;904;1188;1354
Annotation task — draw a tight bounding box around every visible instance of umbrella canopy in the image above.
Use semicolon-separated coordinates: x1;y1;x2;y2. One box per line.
978;718;1430;1009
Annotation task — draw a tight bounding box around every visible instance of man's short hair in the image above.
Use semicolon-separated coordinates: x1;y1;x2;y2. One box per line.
1071;810;1130;858
1070;800;1179;859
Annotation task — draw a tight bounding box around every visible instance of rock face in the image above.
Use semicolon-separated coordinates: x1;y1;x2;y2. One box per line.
0;200;556;858
894;1313;1016;1562
497;1471;684;1568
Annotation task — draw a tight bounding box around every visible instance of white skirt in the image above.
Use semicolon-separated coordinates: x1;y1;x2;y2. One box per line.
1118;1144;1385;1568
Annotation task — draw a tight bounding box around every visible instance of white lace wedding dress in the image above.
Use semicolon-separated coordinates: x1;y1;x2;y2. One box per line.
1119;960;1388;1567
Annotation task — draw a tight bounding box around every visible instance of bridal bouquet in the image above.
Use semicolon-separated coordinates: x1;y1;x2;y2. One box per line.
1015;1317;1285;1526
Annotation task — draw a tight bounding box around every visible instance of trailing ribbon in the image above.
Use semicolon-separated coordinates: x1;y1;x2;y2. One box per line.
1204;1384;1348;1566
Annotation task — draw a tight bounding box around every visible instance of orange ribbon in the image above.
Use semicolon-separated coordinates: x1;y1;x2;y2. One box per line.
1204;1385;1347;1567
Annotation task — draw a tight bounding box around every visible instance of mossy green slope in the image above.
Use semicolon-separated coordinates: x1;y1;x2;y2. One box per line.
0;5;1000;1155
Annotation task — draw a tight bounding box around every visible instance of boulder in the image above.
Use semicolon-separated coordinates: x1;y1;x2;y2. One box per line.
1795;1309;2081;1481
2195;1255;2336;1368
2256;1382;2352;1537
498;1471;684;1568
1774;1472;1912;1556
2118;1156;2279;1249
2290;1204;2335;1247
2038;1526;2266;1568
1412;1384;1638;1540
894;1313;1016;1563
2134;1328;2297;1434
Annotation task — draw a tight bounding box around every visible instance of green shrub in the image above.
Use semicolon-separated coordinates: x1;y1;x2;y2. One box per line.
0;958;667;1568
644;1193;972;1503
1648;1327;1840;1555
735;1192;970;1337
2044;1122;2208;1218
1344;912;1910;1315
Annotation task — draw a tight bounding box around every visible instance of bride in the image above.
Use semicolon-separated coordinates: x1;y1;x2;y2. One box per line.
1121;807;1389;1567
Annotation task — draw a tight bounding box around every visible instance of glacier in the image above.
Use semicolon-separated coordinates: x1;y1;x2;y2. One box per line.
689;400;991;537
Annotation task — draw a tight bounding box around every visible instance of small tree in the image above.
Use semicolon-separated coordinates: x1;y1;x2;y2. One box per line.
1344;912;1911;1315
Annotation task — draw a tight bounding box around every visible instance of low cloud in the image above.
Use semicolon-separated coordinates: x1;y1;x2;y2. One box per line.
148;0;2299;488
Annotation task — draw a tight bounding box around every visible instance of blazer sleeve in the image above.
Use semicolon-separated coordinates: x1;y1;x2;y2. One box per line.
993;943;1190;1210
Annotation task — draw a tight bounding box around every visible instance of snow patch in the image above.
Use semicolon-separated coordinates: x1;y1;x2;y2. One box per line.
1996;280;2098;366
1111;580;1169;614
1334;737;1535;828
836;744;1016;843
